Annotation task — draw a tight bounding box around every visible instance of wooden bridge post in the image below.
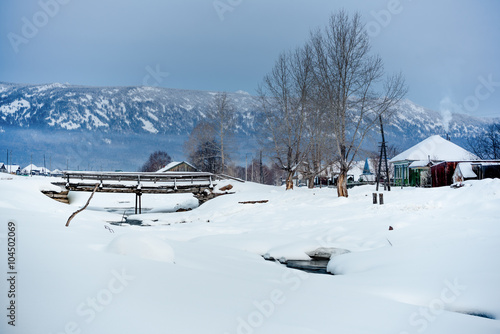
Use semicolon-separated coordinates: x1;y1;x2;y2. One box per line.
135;191;143;214
138;192;142;214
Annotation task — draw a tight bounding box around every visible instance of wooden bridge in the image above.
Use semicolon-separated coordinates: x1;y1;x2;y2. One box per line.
51;171;226;214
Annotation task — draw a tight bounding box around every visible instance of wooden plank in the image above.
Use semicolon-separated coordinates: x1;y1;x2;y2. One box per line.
238;200;269;204
41;190;69;204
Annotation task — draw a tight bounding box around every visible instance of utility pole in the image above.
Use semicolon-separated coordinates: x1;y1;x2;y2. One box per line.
259;151;263;184
245;154;248;181
376;115;391;192
251;158;254;182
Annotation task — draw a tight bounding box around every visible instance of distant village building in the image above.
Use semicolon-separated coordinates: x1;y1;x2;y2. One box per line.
21;164;51;176
303;159;378;187
156;161;198;173
389;135;479;187
0;164;21;175
51;169;64;177
359;158;376;183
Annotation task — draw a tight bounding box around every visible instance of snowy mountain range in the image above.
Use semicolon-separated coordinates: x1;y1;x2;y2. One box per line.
0;82;257;135
0;81;497;170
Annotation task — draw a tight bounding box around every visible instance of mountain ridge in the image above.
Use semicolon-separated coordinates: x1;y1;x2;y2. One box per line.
0;81;497;170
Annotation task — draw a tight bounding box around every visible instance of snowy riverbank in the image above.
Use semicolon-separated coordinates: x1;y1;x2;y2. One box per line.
1;174;499;333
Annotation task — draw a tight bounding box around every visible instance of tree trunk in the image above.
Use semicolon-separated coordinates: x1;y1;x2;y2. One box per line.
337;171;348;197
307;175;315;189
220;138;224;174
285;170;294;190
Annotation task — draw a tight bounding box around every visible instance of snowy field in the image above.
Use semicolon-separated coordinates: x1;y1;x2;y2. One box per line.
1;174;500;334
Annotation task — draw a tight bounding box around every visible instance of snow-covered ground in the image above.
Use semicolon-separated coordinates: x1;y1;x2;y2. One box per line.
1;174;499;333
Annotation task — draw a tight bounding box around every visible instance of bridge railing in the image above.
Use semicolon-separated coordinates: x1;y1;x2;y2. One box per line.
56;171;220;194
63;171;216;183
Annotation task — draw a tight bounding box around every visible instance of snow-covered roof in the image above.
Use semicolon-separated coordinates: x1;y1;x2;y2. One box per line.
389;135;479;163
21;164;51;174
408;160;431;168
327;161;366;180
22;164;37;173
4;165;20;172
156;161;196;173
455;162;477;179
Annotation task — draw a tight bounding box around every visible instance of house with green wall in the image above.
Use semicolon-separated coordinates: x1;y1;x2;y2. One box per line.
389;135;478;187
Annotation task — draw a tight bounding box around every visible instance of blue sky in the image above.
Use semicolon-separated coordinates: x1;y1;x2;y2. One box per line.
1;0;499;117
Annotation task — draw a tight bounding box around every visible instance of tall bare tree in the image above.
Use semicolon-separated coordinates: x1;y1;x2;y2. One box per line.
258;47;313;190
298;91;335;188
309;10;407;197
206;92;236;174
184;121;222;173
467;123;500;160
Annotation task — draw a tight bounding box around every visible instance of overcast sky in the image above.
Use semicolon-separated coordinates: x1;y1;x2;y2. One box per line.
1;0;499;117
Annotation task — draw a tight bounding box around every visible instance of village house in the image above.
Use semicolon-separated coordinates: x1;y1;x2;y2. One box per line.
51;169;64;177
156;161;198;173
0;164;21;175
389;135;480;187
295;158;378;188
21;164;51;176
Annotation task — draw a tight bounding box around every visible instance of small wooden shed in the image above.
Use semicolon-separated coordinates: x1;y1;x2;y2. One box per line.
453;161;500;183
156;161;198;173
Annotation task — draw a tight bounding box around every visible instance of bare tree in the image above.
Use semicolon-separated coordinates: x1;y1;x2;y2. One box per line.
206;92;236;174
299;142;333;188
258;47;314;190
298;95;336;188
189;139;222;173
467;123;500;160
309;10;407;197
184;121;222;173
139;151;172;172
